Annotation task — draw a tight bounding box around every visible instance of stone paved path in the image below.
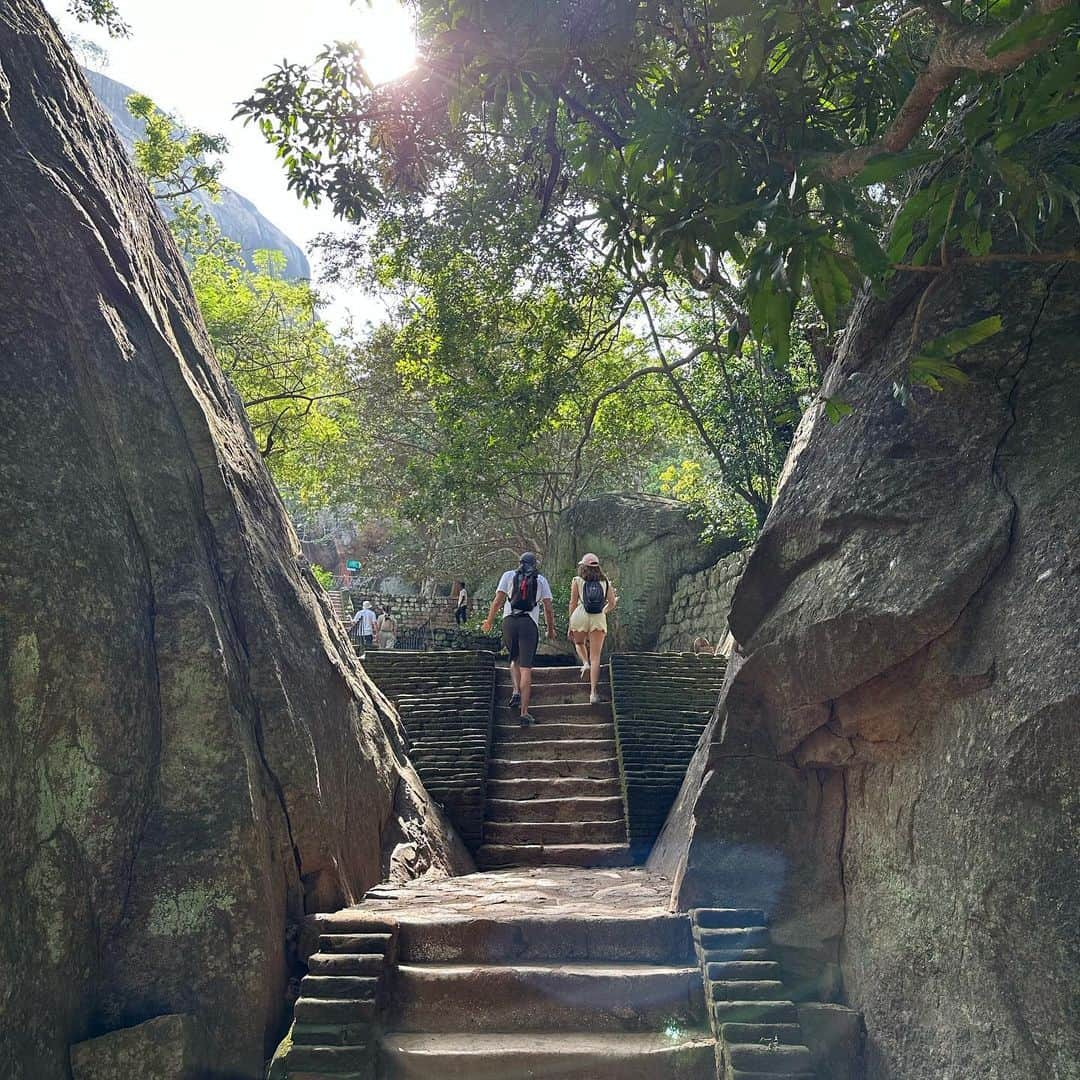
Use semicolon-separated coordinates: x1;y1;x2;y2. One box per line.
355;866;676;920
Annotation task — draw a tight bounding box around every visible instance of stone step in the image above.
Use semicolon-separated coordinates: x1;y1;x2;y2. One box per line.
496;684;608;706
488;738;616;761
692;909;767;929
496;665;583;684
394;914;693;964
712;1001;798;1025
487;757;620;781
485;777;622;800
293;1023;374;1047
706;960;781;980
391;962;705;1032
726;1042;814;1073
710;980;787;1002
294;998;378;1026
308;952;385;976
727;1073;814;1080
719;1023;803;1045
379;1031;717;1079
483;820;627;846
700;948;772;963
475;843;633;869
319;933;393;954
493;721;615;741
494;703;613;724
301;975;379;1000
284;1042;374;1073
486;796;626;823
695;927;770;950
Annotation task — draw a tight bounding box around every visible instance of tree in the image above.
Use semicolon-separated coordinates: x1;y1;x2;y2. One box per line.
239;0;1080;383
128;94;360;509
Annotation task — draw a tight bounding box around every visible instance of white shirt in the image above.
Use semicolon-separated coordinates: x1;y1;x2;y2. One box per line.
352;608;378;633
497;569;553;626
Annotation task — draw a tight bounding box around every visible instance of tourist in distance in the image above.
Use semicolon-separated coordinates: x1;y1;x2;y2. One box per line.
568;552;618;705
453;580;469;625
377;606;397;650
351;600;379;651
482;552;556;726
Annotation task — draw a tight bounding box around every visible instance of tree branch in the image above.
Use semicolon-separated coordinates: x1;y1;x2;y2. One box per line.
820;0;1073;181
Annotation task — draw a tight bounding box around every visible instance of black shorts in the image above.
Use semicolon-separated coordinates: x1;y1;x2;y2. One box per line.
503;613;539;667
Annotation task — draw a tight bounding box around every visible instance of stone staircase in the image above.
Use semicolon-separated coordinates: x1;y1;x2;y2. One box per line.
476;664;631;869
691;909;816;1080
377;901;715;1078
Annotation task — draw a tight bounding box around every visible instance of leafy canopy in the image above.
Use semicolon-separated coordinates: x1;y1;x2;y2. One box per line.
238;0;1080;369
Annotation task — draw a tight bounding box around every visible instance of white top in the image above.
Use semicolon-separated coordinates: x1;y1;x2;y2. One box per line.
352;608;379;633
497;569;553;626
457;588;468;606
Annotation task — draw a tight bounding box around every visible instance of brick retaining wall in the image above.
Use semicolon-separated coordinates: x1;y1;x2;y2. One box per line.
363;650;496;850
609;653;728;857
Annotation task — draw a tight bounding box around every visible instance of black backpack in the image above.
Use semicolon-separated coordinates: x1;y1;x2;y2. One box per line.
581;576;606;615
509;568;539;613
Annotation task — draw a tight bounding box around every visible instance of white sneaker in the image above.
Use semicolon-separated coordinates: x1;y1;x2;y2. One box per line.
590;691;601;705
580;662;589;680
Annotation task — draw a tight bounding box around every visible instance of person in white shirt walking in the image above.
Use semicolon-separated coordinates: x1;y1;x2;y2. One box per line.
351;600;378;650
482;552;556;725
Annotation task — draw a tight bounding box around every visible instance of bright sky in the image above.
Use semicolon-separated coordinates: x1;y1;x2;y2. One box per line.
47;0;417;316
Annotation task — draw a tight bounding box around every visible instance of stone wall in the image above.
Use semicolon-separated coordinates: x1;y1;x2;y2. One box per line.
345;593;488;633
363;652;496;850
656;549;749;653
609;654;728;859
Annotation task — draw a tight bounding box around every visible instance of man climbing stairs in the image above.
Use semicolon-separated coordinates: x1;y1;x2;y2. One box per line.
476;664;632;868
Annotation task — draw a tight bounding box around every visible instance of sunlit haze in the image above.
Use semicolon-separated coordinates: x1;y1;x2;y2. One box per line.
47;0;416;314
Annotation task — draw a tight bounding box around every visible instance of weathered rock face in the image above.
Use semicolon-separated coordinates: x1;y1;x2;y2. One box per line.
655;151;1079;1076
549;493;738;650
656;548;749;653
0;6;469;1078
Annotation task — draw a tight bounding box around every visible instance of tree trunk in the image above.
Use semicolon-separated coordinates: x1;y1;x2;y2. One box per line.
0;4;468;1077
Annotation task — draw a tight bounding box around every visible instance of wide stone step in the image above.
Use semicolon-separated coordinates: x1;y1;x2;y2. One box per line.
293;1023;375;1047
497;665;582;684
395;914;694;964
695;927;770;950
726;1042;814;1073
710;980;786;1001
485;777;622;800
294;998;377;1025
487;757;619;781
712;1000;798;1025
693;908;766;929
474;843;633;869
284;1042;373;1073
391;962;705;1032
308;952;385;976
494;721;615;741
486;796;626;823
494;703;613;724
706;960;781;980
719;1022;803;1045
489;738;616;761
379;1031;717;1079
483;820;627;846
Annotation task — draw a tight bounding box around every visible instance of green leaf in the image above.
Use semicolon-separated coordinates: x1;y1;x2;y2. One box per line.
852;149;941;187
986;6;1079;58
917;315;1003;360
824;397;854;423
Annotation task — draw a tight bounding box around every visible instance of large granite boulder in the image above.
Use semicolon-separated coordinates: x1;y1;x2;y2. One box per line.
548;493;738;650
654;134;1079;1077
0;6;469;1078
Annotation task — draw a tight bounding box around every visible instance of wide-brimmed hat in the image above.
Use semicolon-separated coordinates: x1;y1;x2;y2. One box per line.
578;552;601;567
362;600;372;609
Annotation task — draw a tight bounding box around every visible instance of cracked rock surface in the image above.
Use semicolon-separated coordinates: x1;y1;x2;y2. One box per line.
654;155;1079;1077
0;5;469;1077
